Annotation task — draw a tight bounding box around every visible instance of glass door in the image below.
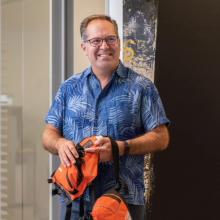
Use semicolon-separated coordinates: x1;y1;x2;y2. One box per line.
1;0;50;219
1;1;23;219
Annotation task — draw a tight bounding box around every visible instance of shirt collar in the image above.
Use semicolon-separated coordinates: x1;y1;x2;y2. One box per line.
83;66;93;77
115;59;127;78
83;59;127;78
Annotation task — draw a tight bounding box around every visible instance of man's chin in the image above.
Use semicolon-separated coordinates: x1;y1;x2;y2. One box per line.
97;56;113;62
98;57;119;65
97;61;118;69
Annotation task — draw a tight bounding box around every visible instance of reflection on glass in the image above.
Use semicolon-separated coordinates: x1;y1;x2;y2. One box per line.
1;1;23;219
1;1;50;220
22;1;50;219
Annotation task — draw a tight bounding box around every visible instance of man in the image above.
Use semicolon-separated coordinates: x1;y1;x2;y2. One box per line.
43;14;170;220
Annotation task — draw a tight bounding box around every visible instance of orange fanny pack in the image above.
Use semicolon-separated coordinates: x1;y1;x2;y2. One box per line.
48;136;133;220
47;136;100;218
90;189;132;220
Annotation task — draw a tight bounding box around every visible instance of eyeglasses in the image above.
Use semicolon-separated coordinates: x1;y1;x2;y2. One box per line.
85;36;119;47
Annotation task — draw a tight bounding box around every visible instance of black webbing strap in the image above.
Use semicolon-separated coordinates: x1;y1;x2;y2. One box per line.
75;144;85;186
79;183;94;219
107;136;120;190
107;136;129;194
121;180;129;195
65;203;72;220
89;182;95;208
79;195;84;219
89;215;94;220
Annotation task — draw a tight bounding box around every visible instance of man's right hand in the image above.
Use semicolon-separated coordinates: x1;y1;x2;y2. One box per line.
42;123;79;167
56;138;79;167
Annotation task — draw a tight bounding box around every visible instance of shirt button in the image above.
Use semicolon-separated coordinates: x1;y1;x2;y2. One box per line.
95;116;99;120
96;85;99;88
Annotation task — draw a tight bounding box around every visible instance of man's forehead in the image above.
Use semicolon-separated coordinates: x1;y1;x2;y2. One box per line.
86;20;116;39
87;20;115;31
88;19;112;25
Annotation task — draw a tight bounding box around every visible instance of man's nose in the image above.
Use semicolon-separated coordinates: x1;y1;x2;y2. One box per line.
100;39;110;50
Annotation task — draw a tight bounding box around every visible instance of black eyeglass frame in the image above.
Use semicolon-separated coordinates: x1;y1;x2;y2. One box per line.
84;36;119;47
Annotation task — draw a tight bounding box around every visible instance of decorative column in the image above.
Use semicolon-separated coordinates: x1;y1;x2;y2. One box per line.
123;0;159;207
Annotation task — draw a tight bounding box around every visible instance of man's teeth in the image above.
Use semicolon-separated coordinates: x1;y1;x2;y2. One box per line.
99;54;111;57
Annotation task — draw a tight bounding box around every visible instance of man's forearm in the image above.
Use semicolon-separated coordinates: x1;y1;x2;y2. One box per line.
86;123;169;161
127;124;169;155
42;127;62;155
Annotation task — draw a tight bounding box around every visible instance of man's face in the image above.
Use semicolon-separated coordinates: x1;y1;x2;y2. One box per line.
81;20;121;73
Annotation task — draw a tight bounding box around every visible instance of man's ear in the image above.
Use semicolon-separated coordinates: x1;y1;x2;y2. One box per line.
81;43;88;56
118;38;121;51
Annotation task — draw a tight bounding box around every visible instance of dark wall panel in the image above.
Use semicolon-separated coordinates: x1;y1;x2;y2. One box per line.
151;0;220;219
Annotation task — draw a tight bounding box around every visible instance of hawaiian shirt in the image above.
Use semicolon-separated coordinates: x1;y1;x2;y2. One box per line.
44;60;170;205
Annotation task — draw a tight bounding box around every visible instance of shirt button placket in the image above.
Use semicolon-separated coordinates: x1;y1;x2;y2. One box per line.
95;99;100;122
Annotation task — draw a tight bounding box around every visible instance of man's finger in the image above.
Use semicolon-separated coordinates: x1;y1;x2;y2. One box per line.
59;150;70;167
85;146;104;154
95;137;110;145
68;143;79;159
59;155;67;168
65;149;76;165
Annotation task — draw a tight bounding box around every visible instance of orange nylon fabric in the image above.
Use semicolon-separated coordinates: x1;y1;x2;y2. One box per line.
52;136;100;201
91;191;132;220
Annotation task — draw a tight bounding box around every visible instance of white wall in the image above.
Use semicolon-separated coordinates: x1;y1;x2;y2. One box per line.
73;0;105;74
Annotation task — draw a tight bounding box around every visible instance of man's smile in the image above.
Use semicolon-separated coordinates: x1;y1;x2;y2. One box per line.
98;53;112;57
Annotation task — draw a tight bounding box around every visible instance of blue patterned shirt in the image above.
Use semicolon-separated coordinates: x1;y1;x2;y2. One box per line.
44;60;170;205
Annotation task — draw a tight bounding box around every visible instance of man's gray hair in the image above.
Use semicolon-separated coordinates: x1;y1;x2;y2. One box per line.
80;14;119;42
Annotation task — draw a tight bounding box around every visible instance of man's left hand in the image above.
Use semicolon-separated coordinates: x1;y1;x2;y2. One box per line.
84;137;125;162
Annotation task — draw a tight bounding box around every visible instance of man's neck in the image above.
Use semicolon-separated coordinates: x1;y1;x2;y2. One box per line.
91;65;118;90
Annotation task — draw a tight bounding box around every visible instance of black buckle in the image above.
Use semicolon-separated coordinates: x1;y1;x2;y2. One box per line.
52;189;58;196
47;179;53;183
115;181;121;192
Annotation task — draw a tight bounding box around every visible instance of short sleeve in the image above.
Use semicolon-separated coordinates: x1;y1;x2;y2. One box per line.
141;81;170;132
44;85;65;132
